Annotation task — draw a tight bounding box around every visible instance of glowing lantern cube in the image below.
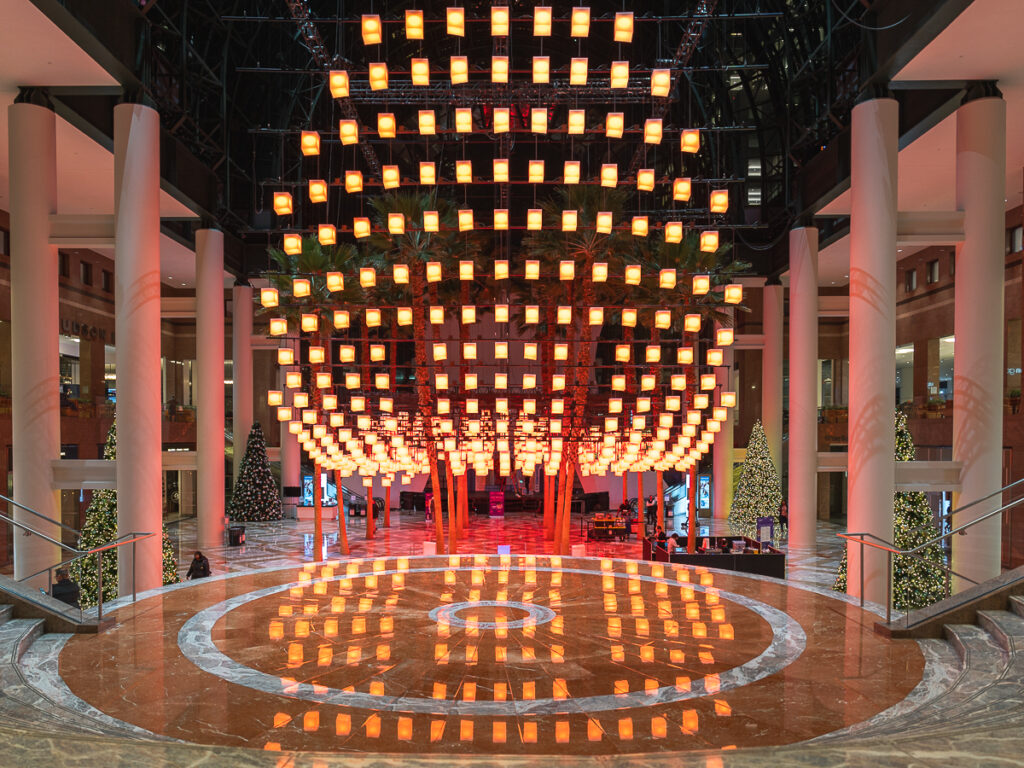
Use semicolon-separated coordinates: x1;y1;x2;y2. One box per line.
419;161;436;185
308;179;328;203
273;192;292;216
701;374;717;390
707;348;724;367
446;7;465;36
397;307;413;326
559;261;575;281
359;267;376;288
309;346;325;364
387;213;405;234
710;189;729;213
527;209;543;231
589;307;604;325
673;177;692;201
601;164;618;188
317;224;336;245
631;216;649;237
301;313;319;333
716;327;735;346
493;209;509;230
606;113;624;138
426;262;442;282
338;119;358;145
524;260;540;280
300;130;320;156
561;210;578;232
571;7;590;36
418;110;436;135
644;119;663;144
491;56;509;83
333;310;350;329
684;314;701;333
568;109;586;134
329;70;350;98
651;69;671;97
665;221;683;243
524;306;540;324
269;317;288;336
614;12;634;42
557;306;572;324
458;209;474;231
724;283;743;304
610;61;629;89
659;269;677;289
456;160;473;183
410;58;430;86
382;165;400;189
368;62;388;91
681;129;700;153
721;391;737;408
260;287;279;308
528;159;544;183
531;108;548;134
625;265;641;285
700;230;720;252
353;217;371;238
361;15;382;45
493;107;510;133
596;211;613;234
423;211;439;232
450;56;469;84
377;113;396;138
563;161;580;185
637;169;655;191
533;56;550;84
534;6;552;36
491;6;510;35
345;170;363;193
570;58;588;86
405;9;424;39
455;108;472;133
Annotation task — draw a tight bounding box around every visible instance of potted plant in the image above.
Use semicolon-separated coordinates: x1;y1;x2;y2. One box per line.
1009;388;1021;415
926;397;945;418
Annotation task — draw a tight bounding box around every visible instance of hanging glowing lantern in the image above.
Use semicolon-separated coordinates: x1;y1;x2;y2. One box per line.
534;6;552;36
300;314;318;333
316;372;332;389
433;342;447;362
461;305;477;325
418;110;436;135
561;210;578;232
376;113;396;138
523;374;537;389
369;344;386;362
527;209;543;231
365;308;381;327
710;189;729;213
666;395;681;411
269;317;288;336
329;70;350;98
494;341;509;359
721;391;737;407
568;109;586;134
425;262;443;283
410;58;430;86
359;267;376;288
361;14;382;45
493;107;510;133
624;264;642;285
557;306;572;324
276;347;293;365
488;5;510;35
350;394;365;410
593;211;613;234
554;343;569;361
343;170;363;194
333;310;350;329
571;6;590;36
684;314;701;333
317;224;336;245
276;406;292;422
569;57;588;86
382;165;400;190
700;230;719;252
322;394;338;410
456;159;473;183
491;56;509;83
493;209;509;230
524;306;540;324
309;346;325;365
531;108;548;134
716;327;735;346
559;261;575;281
532;56;550;84
260;287;279;308
707;348;724;367
450;56;469;84
419;161;436;185
612;375;626;392
527;159;544;183
659;269;677;289
631;216;649;237
300;130;320;156
724;283;743;304
308;179;328;203
338;345;355;363
588;307;604;325
562;160;581;185
405;9;424;39
322;272;342;292
353;217;371;238
285;371;302;389
338;119;358;145
454;108;473;133
397;307;413;326
495;373;508;390
375;373;389;390
614;11;634;42
524;260;540;280
601;164;618;187
651;68;671;98
622;308;637;327
388;213;405;234
435;373;449;390
458;209;474;231
665;221;683;243
368;62;388;91
494;261;509;280
292;393;309;409
615;344;630;362
681;129;700;153
655;310;671;329
446;6;466;35
423;211;439;232
272;192;293;216
606;113;624;138
637;169;655;191
673;177;692;202
644;119;663;144
700;373;717;390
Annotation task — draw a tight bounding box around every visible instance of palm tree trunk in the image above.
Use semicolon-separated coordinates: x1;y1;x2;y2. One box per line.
446;459;457;555
313;462;323;561
553;460;567;552
411;269;444;554
657;470;665;531
334;469;349;555
384;484;391;528
367;488;375;539
687;372;697;553
428;442;445;552
543;471;554;540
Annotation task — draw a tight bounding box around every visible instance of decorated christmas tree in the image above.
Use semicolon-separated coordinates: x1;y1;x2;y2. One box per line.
70;422;181;607
834;412;947;610
228;422;282;522
728;420;783;540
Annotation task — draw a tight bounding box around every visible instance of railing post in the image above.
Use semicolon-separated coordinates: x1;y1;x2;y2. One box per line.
97;550;103;622
132;537;137;603
886;551;893;625
859;539;864;608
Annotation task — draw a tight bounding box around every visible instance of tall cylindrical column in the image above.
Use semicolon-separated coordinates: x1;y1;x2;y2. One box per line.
231;283;253;484
847;97;898;606
8;99;61;581
114;102;164;595
196;229;225;549
762;283;784;475
953;91;1006;589
713;312;735;521
280;344;301;506
788;227;820;548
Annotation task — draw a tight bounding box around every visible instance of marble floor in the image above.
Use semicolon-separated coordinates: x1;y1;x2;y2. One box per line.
59;552;923;755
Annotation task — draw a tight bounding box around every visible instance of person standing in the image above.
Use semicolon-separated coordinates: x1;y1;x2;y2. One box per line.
51;569;80;609
186;550;211;580
778;500;789;531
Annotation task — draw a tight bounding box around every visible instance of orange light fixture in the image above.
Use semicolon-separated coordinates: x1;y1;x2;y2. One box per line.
700;230;719;252
317;224;336;245
423;211;439;232
455;108;472;133
450;56;469;84
446;7;465;36
614;12;634;42
418;110;436;135
571;7;590;36
381;165;400;189
716;327;735;346
458;209;474;231
493;209;509;230
534;6;552;36
665;221;683;243
563;161;580;184
693;274;711;295
561;210;578;231
377;112;396;138
528;159;544;183
273;192;293;216
300;130;320;156
567;109;586;134
527;209;543;230
631;216;648;237
308;179;328;203
361;14;382;45
644;119;663;144
596;211;613;234
456;160;472;183
387;213;405;234
493;107;510;133
681;129;700;153
601;164;618;187
710;189;729;213
606;112;624;138
533;56;550;84
353;217;371;238
491;6;510;35
570;58;588;85
419;161;436;185
405;9;424;39
531;108;548;134
329;70;350;98
368;62;388;91
636;169;655;191
338;119;358;145
724;283;743;304
684;314;701;333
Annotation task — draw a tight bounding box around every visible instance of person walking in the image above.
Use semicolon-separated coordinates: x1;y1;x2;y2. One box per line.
186;551;211;580
51;568;81;609
778;500;789;531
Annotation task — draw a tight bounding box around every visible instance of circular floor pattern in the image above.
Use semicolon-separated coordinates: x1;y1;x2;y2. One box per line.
60;555;925;755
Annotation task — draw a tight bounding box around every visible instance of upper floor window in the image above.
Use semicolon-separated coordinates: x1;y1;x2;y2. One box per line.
79;260;93;286
904;269;917;293
926;259;940;284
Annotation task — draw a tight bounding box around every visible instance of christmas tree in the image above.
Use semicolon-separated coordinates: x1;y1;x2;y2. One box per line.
834;412;947;610
228;422;282;522
728;420;783;541
70;422;181;607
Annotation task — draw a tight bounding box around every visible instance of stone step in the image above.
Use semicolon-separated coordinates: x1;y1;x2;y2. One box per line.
977;609;1024;653
0;605;12;627
1010;594;1024;620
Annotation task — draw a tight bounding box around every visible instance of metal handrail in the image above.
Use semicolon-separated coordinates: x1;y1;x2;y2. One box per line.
906;476;1024;536
0;510;78;553
17;532;154;585
838;489;1024;624
0;492;81;538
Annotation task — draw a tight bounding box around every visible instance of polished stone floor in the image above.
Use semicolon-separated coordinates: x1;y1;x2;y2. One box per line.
59;553;923;755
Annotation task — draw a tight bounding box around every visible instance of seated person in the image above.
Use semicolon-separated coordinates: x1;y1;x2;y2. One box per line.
618;500;632;516
655;526;668;550
719;538;733;554
668;532;684;550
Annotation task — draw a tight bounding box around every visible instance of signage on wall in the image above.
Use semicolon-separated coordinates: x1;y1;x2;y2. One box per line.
60;318;114;343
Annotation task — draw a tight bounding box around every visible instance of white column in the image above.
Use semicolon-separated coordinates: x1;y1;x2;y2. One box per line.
114;102;163;596
847;97;898;606
231;283;253;484
196;229;225;548
280;344;301;507
953;92;1006;589
713;313;734;521
8;100;61;581
788;227;820;548
762;283;784;474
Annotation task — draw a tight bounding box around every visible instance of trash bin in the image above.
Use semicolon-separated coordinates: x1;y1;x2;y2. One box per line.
228;525;246;546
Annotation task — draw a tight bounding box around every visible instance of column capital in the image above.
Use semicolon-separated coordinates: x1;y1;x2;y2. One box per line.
962;80;1002;105
13;87;53;109
856;84;895;104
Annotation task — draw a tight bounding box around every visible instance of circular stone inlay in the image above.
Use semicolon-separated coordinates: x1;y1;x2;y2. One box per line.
428;600;556;630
